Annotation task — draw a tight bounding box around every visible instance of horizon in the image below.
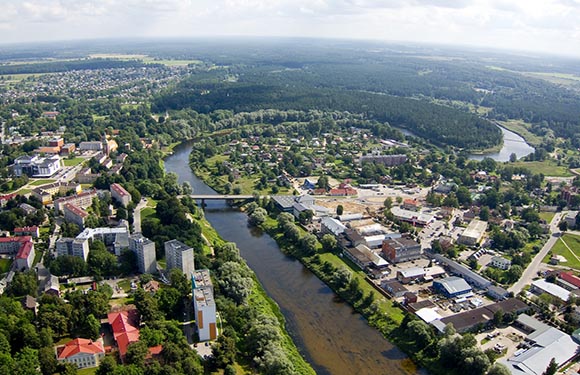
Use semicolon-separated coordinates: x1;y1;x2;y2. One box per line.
1;0;579;59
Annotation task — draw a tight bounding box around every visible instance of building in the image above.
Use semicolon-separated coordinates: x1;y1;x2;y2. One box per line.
165;239;195;278
531;279;570;302
557;271;580;291
32;182;82;205
359;154;407;166
490;256;511;270
60;143;76;156
564;211;578;229
74;227;129;256
56;237;90;262
382;236;422;263
12;155;61;177
390;207;435;226
14;226;39;238
108;310;140;362
63;203;89;228
458;219;488;246
54;190;97;214
382;280;409;298
402;198;420;211
397;267;426;284
0;236;34;270
430;254;493;289
79;141;103;151
436;298;528;333
75;168;100;184
192;269;218;341
56;338;105;369
129;234;156;274
110;183;132;207
320;217;346;237
433;276;472;298
487;285;510;301
503;315;580;375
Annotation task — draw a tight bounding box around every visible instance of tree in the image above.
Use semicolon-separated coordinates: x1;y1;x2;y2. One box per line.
299;234;318;255
479;206;490;221
14;348;40;375
559;220;568;232
407;320;433;349
542;358;558;375
383;197;393;209
126;341;149;367
7;271;38;297
321;234;337;253
248;207;267;226
96;356;117;375
39;346;58;375
169;268;191;296
509;153;517;163
336;205;344;216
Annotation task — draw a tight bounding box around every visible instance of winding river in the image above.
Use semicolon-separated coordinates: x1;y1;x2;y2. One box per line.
468;125;535;162
165;142;418;375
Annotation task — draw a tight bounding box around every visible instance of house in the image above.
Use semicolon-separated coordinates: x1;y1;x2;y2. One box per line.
402;198;420;211
382;236;421;263
60;143;76;156
343;246;373;269
458;219;487;246
144;280;160;294
390;207;435;226
490;256;511;270
56;338;105;369
433;276;472;298
0;236;35;271
54;190;97;214
22;295;37;314
564;211;578;229
302;179;316;190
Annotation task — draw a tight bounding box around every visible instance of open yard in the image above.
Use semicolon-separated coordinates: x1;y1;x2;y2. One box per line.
29;179;56;186
539;211;556;223
63;157;85;167
0;259;12;273
512;160;572;177
544;234;580;270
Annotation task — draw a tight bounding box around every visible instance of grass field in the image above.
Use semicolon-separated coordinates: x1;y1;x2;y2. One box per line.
0;259;12;273
544;234;580;270
512;160;572;177
141;207;156;220
17;188;32;195
539;211;556;223
498;120;543;146
77;367;97;375
63;157;85;167
29;179;56;186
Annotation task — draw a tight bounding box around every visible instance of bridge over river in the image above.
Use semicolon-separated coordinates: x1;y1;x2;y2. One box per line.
178;194;268;205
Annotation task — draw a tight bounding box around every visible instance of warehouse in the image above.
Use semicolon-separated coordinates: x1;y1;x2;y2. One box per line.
433;276;472;298
458;219;488;246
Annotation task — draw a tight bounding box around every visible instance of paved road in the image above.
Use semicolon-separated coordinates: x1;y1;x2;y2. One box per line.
509;211;564;295
132;198;147;233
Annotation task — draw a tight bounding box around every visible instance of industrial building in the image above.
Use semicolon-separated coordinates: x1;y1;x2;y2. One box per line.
382;236;421;263
458;219;488;246
433;276;472;298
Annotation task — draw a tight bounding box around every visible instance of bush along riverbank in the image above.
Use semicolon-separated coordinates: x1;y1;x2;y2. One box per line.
243;200;512;375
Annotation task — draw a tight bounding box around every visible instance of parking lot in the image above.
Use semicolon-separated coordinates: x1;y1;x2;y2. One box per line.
475;326;526;360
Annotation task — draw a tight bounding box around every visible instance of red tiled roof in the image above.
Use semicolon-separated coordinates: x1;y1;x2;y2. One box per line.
64;203;89;218
16;241;33;259
561;272;580;288
0;236;31;244
14;226;38;233
0;194;17;201
111;183;130;197
57;338;104;359
108;310;140;358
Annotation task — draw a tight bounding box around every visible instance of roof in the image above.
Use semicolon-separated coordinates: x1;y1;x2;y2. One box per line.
64;203;89;218
399;267;425;278
320;217;346;236
430;254;492;288
517;314;550;334
108;310;140;357
416;307;443;323
532;279;570;301
383;237;420;250
110;183;131;197
14;226;38;233
16;241;33;259
560;272;580;289
382;280;408;294
57;338;105;359
460;219;488;239
440;298;528;332
271;195;296;209
434;276;472;295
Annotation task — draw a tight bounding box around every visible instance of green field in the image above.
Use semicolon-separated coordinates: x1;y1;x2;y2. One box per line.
544;234;580;270
0;259;12;273
29;179;56;186
141;207;156;220
76;367;97;375
498;120;543;146
512;160;572;177
539;211;556;223
63;157;85;167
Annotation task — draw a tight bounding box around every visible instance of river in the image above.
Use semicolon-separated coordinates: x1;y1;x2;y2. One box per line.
165;141;417;375
399;125;535;162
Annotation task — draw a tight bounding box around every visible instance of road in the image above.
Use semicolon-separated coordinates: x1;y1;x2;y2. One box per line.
132;198;147;233
509;211;564;295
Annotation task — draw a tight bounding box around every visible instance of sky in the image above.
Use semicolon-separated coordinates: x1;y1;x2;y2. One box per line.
1;0;580;57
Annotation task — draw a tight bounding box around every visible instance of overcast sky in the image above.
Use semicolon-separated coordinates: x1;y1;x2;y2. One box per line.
1;0;579;57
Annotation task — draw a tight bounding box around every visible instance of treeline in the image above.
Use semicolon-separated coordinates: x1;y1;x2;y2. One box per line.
0;58;153;75
153;80;502;149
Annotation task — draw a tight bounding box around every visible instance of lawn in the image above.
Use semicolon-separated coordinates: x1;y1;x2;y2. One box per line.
17;188;32;195
0;259;12;273
77;367;97;375
512;160;572;177
539;211;556;223
117;279;133;293
141;207;156;221
29;179;56;186
63;157;85;167
498;120;543;146
544;234;580;270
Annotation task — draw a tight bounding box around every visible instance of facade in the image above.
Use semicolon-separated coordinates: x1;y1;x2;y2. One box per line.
458;219;488;246
192;269;218;341
32;182;82;205
433;276;472;298
129;234;156;274
63;203;89;228
165;239;195;278
54;190;97;214
56;338;105;369
56;237;90;261
397;267;426;284
12;155;61;177
60;143;76;156
79;141;103;151
382;237;422;263
14;226;39;238
320;217;346;237
490;256;511;270
15;241;35;271
110;183;132;207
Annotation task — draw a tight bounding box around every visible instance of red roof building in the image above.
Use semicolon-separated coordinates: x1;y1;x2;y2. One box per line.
56;338;105;369
560;272;580;289
108;309;162;362
329;188;357;196
14;226;40;238
0;236;34;270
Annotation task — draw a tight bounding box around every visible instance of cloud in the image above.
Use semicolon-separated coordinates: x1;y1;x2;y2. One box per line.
0;0;578;57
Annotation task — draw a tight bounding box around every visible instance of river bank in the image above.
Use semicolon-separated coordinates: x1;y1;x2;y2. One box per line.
165;141;418;375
